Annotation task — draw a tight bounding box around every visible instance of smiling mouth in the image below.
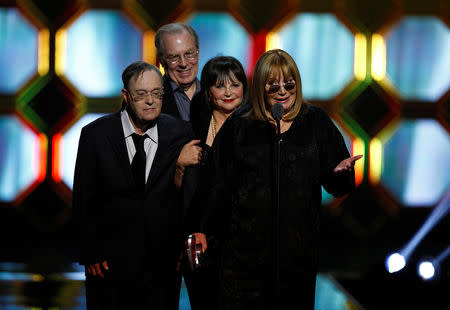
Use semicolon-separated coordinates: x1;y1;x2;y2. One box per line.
276;97;291;104
222;99;235;103
177;68;191;75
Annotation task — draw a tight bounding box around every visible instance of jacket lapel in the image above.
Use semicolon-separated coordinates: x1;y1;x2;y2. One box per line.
145;115;171;191
106;112;134;185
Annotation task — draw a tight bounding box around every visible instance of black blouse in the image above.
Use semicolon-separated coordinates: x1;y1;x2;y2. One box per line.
193;102;355;309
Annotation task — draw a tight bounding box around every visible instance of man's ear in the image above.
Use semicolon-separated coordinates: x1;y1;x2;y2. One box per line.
122;88;129;101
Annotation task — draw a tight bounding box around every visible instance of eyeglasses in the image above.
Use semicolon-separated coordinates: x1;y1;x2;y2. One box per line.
165;49;199;65
126;89;164;102
266;81;296;94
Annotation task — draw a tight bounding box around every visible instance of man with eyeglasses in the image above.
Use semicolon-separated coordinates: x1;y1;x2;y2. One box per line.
155;22;211;310
155;22;200;121
73;61;199;309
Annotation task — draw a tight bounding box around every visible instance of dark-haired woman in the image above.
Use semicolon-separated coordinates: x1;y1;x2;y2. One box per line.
182;55;249;310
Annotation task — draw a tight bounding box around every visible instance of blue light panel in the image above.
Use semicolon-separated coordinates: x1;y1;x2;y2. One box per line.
186;13;250;76
65;10;142;97
0;8;38;94
61;114;105;189
381;119;450;206
277;14;354;100
386;17;450;101
0;115;40;202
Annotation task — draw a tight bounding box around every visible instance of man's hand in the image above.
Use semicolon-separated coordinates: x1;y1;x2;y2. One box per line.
177;139;202;167
85;261;109;278
333;155;363;173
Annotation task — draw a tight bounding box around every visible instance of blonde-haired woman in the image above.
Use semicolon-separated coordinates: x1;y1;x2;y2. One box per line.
192;49;362;309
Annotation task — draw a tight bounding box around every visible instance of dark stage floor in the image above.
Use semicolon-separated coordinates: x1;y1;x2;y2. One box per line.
1;259;448;310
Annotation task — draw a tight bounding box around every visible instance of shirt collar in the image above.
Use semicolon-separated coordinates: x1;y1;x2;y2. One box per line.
121;109;158;144
167;76;200;95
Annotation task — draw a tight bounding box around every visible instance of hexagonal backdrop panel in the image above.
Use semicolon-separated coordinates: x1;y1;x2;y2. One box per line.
0;7;38;94
380;119;449;206
59;113;105;189
185;12;251;76
0;115;44;202
386;16;450;101
62;10;143;97
276;13;355;100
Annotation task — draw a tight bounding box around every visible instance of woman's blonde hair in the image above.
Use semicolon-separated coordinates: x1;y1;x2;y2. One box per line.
248;49;303;121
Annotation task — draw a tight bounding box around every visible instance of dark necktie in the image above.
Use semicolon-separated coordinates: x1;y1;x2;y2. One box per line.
131;133;147;192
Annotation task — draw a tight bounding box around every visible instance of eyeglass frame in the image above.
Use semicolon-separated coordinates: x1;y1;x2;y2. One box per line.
125;88;165;102
265;81;296;95
164;48;199;65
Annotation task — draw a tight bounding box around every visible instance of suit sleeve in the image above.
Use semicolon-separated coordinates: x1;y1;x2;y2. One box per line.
72;127;104;265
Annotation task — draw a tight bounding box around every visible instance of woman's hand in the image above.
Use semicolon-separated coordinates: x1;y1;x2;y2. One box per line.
193;232;208;252
333;155;363;173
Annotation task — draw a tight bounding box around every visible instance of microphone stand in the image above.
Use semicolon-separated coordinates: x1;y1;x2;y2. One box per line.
273;117;281;305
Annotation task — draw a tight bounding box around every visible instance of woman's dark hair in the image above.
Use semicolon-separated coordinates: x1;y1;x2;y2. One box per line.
199;56;248;110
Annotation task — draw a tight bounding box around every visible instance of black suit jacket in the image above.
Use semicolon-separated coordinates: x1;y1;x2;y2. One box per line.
73;111;193;274
161;74;182;119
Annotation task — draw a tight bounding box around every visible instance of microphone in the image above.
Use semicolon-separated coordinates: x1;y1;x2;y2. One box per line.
271;103;284;121
271;103;284;136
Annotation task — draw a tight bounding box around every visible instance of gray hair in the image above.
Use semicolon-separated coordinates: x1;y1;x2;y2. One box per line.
122;61;163;90
154;23;199;64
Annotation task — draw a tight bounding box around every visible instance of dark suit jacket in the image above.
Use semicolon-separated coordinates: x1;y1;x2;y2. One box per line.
73;111;193;283
161;74;182;119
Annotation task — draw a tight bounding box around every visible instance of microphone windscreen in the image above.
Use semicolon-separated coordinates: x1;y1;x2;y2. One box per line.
271;103;284;121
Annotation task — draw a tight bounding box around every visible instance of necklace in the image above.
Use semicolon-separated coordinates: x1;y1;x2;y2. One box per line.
211;115;216;139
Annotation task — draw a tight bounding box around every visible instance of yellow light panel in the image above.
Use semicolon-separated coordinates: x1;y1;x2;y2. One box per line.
143;30;156;65
38;29;49;76
354;33;366;81
55;29;67;75
371;34;386;81
352;137;365;186
266;32;281;51
369;137;383;184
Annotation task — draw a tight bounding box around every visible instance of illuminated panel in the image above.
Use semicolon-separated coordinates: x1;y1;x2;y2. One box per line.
371;34;386;81
0;115;43;202
315;273;361;309
277;14;354;100
62;10;142;97
386;17;450;101
186;13;250;75
60;114;105;189
381;119;450;206
322;121;354;205
0;8;38;94
354;33;367;81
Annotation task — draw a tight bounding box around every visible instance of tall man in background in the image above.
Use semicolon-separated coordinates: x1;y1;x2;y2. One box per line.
155;22;205;309
155;22;200;120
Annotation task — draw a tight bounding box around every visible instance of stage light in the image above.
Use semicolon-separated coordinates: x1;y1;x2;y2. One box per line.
385;189;449;273
418;260;435;280
386;252;406;273
417;245;450;281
